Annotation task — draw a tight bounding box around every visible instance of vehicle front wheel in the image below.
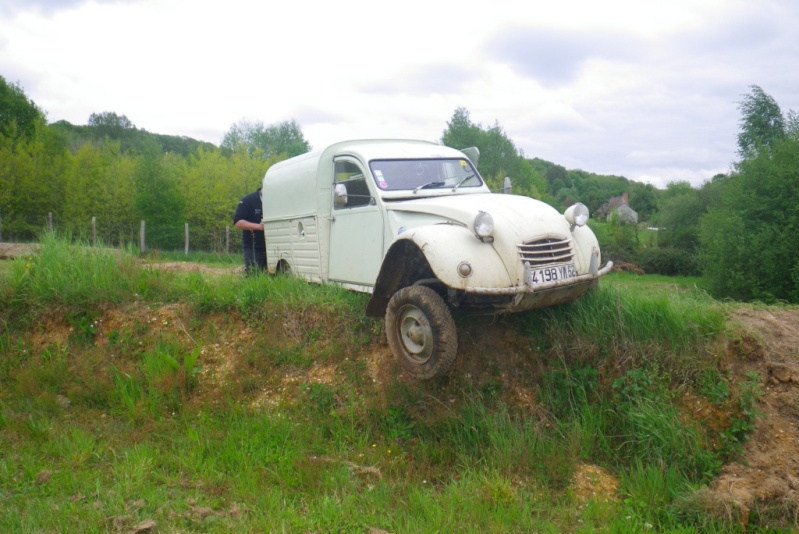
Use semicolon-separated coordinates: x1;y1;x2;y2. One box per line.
385;285;458;380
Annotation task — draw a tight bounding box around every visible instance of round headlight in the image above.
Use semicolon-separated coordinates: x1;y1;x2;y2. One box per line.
564;202;589;227
473;211;494;237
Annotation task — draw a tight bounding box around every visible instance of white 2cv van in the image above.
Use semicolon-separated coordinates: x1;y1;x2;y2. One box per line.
262;139;613;379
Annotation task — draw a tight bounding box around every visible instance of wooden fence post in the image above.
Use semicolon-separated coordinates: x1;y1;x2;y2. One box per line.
48;212;53;231
503;177;512;194
185;222;189;256
226;226;230;254
140;220;146;252
92;216;97;246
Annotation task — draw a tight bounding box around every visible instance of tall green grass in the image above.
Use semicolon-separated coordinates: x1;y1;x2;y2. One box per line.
529;280;726;354
1;233;160;312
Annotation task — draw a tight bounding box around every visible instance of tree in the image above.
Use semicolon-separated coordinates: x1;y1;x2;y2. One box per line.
441;108;546;198
0;75;45;143
133;142;186;250
221;119;311;159
700;87;799;302
88;111;136;130
180;148;273;250
60;140;139;243
737;85;785;158
656;181;703;250
545;164;569;188
441;107;483;153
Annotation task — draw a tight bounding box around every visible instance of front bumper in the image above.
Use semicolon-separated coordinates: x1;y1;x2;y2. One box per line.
461;260;614;296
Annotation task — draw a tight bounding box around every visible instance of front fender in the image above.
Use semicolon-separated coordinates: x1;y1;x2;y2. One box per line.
365;224;510;317
401;224;511;289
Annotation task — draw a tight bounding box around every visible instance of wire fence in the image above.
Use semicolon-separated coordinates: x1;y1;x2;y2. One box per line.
0;212;237;254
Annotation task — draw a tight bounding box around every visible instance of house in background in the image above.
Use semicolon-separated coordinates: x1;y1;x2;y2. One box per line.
597;193;638;224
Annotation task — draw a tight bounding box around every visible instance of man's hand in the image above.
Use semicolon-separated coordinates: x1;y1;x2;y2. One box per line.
235;220;264;232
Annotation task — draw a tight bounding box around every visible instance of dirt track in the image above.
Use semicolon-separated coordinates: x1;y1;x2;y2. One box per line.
0;242;38;259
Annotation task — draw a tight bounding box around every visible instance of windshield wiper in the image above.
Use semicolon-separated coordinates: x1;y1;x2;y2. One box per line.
451;174;475;192
413;181;445;194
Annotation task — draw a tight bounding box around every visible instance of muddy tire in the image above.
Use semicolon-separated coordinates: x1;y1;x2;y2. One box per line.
385;285;458;380
276;260;292;275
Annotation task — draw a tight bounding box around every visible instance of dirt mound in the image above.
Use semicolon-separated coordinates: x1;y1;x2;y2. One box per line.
700;308;799;526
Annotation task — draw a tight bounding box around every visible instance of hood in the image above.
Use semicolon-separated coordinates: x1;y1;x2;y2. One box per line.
386;193;571;240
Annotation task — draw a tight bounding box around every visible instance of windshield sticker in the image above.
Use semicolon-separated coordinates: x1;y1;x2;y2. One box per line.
374;169;388;189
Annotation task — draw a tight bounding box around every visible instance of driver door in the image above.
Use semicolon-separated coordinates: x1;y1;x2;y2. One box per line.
328;157;384;286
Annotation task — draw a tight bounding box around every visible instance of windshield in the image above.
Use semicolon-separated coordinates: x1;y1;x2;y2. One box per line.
369;158;482;192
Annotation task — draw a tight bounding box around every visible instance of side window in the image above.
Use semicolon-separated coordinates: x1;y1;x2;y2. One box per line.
334;159;372;209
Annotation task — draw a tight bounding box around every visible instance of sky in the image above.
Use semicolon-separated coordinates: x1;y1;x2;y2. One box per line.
1;0;798;189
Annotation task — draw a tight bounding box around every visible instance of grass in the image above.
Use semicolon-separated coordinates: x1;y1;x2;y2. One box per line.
606;270;710;291
0;235;786;532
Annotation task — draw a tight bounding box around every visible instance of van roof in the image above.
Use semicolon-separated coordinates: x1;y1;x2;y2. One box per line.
262;139;473;220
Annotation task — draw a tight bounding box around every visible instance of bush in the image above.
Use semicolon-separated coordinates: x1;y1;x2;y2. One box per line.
634;248;700;276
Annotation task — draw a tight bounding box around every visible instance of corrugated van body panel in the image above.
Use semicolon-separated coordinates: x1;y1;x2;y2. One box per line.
265;220;291;273
265;217;322;283
290;216;322;280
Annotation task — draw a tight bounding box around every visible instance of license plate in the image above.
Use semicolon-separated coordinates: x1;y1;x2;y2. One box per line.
528;263;577;286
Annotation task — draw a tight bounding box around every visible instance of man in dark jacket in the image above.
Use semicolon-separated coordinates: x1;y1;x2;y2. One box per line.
233;187;266;275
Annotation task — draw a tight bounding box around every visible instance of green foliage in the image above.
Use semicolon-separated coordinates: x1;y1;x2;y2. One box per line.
531;158;657;218
656;180;704;250
134;147;186;250
634;247;701;276
88;111;136;131
0;77;302;248
441;107;547;198
700;119;799;302
698;87;799;302
719;372;763;457
221;118;311;159
737;85;785;158
0;74;45;143
601;211;639;262
50;118;217;157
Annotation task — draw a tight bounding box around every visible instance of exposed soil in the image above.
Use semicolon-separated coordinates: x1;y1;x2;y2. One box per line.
3;241;798;523
141;261;242;276
0;242;39;259
705;308;799;525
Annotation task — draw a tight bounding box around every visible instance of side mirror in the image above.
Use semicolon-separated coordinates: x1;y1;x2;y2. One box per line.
460;146;480;166
333;183;348;207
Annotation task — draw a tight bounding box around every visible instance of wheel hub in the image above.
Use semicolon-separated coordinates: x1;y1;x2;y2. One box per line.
399;307;433;361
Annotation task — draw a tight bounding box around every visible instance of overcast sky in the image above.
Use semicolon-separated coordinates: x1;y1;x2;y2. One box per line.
2;0;798;188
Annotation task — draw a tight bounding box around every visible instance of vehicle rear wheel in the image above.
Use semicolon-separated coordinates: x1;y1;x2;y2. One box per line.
385;285;458;380
276;259;292;276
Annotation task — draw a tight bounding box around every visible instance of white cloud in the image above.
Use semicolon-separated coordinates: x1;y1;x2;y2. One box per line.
1;0;798;187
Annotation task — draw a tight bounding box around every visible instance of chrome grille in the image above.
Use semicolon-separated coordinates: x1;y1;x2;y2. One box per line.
518;236;574;267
